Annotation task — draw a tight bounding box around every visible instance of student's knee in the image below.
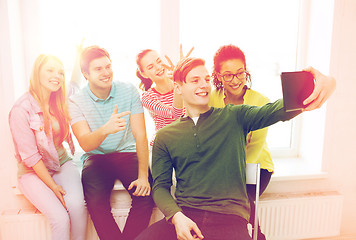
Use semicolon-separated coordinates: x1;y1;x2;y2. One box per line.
49;208;70;233
134;219;176;240
82;176;107;201
131;195;154;210
65;195;87;216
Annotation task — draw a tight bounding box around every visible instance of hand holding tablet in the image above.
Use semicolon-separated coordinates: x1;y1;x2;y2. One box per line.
281;71;315;112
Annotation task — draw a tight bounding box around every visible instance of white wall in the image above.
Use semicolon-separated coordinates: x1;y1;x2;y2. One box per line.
324;0;356;235
0;0;41;213
266;0;356;236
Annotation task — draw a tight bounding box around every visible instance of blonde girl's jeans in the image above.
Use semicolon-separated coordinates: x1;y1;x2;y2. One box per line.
18;161;88;240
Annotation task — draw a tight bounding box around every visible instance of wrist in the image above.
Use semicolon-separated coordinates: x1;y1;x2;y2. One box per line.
138;172;148;180
48;182;58;190
138;165;149;179
99;124;110;137
171;211;183;225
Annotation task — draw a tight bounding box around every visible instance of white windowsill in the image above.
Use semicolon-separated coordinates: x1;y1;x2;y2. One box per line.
271;157;328;182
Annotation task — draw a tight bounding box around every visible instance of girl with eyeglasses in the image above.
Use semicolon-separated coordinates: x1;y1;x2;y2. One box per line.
209;44;272;240
209;44;335;240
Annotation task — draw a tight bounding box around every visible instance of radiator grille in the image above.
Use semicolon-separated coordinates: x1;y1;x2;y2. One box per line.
259;192;343;240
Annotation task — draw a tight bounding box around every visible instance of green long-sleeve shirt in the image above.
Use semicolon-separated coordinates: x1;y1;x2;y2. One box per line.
152;99;300;221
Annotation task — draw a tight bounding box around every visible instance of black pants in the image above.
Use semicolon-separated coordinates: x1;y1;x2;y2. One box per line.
82;152;154;240
246;168;272;240
136;207;252;240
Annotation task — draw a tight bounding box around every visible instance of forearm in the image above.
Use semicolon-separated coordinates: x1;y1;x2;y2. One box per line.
142;94;183;119
153;186;182;220
136;136;149;179
70;57;82;87
244;99;302;132
70;39;84;87
32;160;57;190
76;124;109;152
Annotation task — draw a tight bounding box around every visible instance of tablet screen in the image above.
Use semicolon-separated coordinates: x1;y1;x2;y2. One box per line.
281;71;315;112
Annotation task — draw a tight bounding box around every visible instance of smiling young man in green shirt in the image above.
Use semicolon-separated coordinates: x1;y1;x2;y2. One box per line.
136;57;335;240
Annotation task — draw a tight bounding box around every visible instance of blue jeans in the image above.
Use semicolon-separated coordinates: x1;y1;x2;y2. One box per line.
136;207;252;240
82;152;154;240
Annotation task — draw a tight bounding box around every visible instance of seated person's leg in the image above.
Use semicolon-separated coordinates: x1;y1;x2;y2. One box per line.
135;219;177;240
53;161;88;240
82;154;121;239
18;173;70;240
182;207;252;240
112;152;154;240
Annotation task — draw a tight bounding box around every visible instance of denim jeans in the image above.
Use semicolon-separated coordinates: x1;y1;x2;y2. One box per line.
19;161;87;240
136;207;252;240
82;152;154;240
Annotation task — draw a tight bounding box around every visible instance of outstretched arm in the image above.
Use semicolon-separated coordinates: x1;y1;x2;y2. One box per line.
70;39;85;87
303;66;336;111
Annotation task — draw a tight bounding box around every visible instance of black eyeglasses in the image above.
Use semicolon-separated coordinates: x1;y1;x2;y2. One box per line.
216;71;248;82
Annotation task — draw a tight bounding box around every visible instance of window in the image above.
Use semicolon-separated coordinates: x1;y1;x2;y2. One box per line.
37;0;161;147
180;0;333;161
180;0;301;155
28;0;333;164
38;0;160;87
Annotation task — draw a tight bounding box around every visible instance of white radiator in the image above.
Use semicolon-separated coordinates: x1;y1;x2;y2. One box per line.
0;192;342;240
1;181;164;240
0;209;51;240
0;207;163;240
0;208;129;240
259;192;343;240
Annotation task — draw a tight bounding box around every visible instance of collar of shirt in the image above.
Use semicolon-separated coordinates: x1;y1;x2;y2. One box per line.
86;83;116;103
27;93;42;114
180;107;214;122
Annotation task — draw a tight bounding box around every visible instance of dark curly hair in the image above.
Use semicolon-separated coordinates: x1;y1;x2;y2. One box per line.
212;44;251;91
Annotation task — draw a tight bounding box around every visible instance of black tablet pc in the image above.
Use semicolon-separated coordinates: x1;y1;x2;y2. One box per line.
281;71;315;112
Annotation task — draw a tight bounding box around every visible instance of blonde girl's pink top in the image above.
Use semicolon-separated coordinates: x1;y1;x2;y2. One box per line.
9;93;75;178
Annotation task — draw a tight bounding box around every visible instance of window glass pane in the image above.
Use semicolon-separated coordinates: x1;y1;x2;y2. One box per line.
38;0;160;86
37;0;160;152
180;0;300;151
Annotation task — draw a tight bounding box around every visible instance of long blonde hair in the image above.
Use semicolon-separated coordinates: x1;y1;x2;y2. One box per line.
29;54;71;144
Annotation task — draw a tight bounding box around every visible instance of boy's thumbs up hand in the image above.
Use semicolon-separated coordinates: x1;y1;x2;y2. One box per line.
112;104;119;115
